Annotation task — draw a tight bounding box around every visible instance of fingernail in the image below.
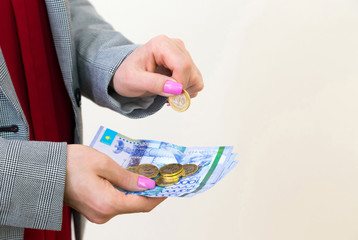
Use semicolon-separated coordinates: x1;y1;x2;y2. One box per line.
138;176;156;189
163;80;183;95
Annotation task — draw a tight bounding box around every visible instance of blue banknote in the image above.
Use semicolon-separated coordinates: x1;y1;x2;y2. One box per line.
90;126;238;197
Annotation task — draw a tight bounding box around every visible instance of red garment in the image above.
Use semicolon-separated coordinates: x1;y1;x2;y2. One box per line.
0;0;74;239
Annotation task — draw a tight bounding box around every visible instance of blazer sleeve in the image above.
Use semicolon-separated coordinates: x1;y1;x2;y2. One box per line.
69;0;167;118
0;137;67;231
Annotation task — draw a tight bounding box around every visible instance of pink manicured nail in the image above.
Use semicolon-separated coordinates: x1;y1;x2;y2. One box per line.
163;80;183;95
138;176;156;189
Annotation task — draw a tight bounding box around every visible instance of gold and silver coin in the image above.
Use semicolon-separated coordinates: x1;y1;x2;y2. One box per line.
126;166;137;173
168;89;191;112
135;164;159;179
155;176;180;187
159;163;183;177
182;164;199;177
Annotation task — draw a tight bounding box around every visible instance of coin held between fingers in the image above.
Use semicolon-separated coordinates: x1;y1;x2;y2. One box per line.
168;90;191;112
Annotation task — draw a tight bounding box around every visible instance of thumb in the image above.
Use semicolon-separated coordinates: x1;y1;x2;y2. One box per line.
140;71;183;97
99;159;156;192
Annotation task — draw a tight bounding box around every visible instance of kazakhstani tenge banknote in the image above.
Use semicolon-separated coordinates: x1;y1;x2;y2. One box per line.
206;153;237;184
183;154;238;196
221;161;239;180
90;126;237;197
217;158;239;182
214;153;238;182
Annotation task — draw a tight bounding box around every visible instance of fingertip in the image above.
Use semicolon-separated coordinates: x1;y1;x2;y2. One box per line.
137;176;156;190
163;80;183;95
141;72;182;96
190;92;198;98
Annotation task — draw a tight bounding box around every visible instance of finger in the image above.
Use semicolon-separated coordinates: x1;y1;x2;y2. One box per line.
154;65;172;77
139;71;183;97
185;90;198;98
184;70;204;97
98;158;156;192
150;36;193;88
172;38;185;48
115;193;167;214
186;80;204;97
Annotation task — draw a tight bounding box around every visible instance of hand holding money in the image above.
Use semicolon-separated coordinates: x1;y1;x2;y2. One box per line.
90;127;238;198
113;35;204;98
64;144;166;224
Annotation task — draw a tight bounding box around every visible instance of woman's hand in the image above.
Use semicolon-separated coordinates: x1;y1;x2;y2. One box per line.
113;35;204;98
64;144;166;224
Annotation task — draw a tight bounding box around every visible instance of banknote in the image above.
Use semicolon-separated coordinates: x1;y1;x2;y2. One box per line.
90;126;238;197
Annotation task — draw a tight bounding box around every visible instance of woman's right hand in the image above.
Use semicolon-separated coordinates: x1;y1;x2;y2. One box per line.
64;144;166;224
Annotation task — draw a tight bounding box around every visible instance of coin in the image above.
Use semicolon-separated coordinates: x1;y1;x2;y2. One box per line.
168;89;191;112
182;164;199;177
135;164;159;179
159;163;183;177
126;166;137;173
155;176;180;187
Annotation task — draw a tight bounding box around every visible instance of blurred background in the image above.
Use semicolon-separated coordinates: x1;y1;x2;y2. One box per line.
83;0;358;239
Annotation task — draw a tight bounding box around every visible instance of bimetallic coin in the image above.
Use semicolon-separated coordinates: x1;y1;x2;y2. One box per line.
135;164;159;179
182;164;199;177
126;166;137;173
168;90;191;112
160;163;183;177
155;176;180;187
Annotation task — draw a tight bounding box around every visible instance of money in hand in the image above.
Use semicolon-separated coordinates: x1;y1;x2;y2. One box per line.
90;126;238;197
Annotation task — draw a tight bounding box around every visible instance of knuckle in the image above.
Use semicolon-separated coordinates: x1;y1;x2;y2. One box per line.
174;38;185;47
119;173;133;189
150;35;172;53
157;50;167;62
98;156;112;171
197;81;204;91
151;35;169;46
155;34;169;42
180;60;192;72
154;79;164;93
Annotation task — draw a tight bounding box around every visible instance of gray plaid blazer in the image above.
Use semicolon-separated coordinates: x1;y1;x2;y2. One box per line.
0;0;165;239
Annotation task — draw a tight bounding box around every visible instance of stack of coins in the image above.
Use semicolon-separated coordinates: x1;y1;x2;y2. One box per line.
156;163;183;187
127;163;199;187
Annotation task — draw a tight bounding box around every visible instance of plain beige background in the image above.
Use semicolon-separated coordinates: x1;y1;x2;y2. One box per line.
82;0;358;239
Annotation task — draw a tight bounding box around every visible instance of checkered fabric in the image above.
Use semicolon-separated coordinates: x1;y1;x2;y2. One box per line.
0;0;166;239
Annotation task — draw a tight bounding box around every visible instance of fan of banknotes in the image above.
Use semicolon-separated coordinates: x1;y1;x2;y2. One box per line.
90;126;238;197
